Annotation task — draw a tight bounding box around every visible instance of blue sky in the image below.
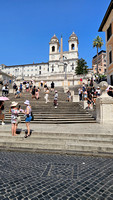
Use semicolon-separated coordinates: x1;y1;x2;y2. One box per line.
0;0;110;68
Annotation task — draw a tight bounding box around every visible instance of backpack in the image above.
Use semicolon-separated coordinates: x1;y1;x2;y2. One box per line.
31;112;34;121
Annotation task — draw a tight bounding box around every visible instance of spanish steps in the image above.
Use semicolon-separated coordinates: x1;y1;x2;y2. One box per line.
1;87;113;156
4;87;95;124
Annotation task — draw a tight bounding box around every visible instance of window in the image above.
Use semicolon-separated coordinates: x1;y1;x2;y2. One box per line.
39;66;41;70
48;67;49;72
52;65;54;72
39;71;41;75
99;69;101;71
109;51;112;64
35;69;37;71
107;24;112;41
72;63;74;70
104;64;106;66
52;46;55;52
71;44;75;50
104;69;106;73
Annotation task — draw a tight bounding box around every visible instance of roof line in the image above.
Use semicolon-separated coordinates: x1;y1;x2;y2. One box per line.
99;0;113;32
93;50;106;59
5;62;48;67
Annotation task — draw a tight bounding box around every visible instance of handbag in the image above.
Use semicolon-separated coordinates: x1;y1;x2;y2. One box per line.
31;112;34;121
16;116;21;124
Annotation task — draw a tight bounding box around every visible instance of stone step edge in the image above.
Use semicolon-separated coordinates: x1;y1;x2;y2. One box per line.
5;117;92;120
5;113;91;115
0;137;113;144
0;143;113;156
0;141;113;148
0;131;112;137
0;147;113;158
2;121;96;124
3;117;95;121
0;131;112;136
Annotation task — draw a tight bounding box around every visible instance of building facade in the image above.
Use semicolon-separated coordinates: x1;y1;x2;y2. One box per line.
92;50;107;75
99;0;113;84
1;32;78;80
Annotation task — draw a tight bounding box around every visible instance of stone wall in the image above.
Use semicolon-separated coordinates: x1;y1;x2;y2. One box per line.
96;93;113;124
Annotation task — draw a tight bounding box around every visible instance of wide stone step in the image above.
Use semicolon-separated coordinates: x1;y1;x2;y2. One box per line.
0;128;113;155
5;103;81;107
8;103;80;106
4;118;95;123
5;112;91;116
0;141;113;154
5;116;94;119
5;114;90;118
5;113;90;115
3;120;96;124
0;135;113;145
6;107;88;110
0;131;112;138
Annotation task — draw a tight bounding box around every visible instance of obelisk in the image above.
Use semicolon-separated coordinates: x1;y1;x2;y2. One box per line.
59;35;64;72
60;35;63;61
60;36;68;92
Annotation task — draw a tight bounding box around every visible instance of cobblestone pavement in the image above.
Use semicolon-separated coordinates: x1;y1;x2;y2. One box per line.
0;152;113;200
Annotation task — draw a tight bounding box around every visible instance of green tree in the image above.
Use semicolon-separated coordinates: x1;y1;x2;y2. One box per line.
93;36;103;75
75;58;88;75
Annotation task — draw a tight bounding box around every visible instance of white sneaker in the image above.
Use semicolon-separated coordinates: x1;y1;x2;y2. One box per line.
2;122;5;125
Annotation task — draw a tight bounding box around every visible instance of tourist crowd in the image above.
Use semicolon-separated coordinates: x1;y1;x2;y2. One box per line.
0;81;60;137
1;77;113;137
78;78;101;109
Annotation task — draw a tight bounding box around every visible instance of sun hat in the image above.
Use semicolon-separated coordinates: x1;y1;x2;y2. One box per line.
24;100;30;105
10;101;18;107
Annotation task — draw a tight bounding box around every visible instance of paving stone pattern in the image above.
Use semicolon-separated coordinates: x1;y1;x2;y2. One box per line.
0;151;113;199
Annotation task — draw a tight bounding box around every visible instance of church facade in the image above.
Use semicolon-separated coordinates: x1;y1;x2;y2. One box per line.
1;32;78;79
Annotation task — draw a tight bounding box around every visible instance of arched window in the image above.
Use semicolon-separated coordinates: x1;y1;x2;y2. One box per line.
72;63;74;70
71;44;75;50
52;65;54;72
52;46;55;52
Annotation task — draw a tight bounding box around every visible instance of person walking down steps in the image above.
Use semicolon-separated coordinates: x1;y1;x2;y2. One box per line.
54;90;58;108
44;87;49;104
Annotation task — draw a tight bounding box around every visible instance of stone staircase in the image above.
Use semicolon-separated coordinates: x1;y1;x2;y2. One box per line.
0;128;113;156
4;87;96;124
2;87;110;156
